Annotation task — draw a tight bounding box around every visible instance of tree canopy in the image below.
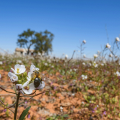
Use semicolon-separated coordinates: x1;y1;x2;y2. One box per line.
17;29;54;55
34;30;54;55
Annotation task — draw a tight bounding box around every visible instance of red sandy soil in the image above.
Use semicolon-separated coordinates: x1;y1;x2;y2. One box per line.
0;70;119;120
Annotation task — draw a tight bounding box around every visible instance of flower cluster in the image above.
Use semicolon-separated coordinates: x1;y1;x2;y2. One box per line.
81;75;87;80
92;61;98;67
8;64;45;94
114;71;120;76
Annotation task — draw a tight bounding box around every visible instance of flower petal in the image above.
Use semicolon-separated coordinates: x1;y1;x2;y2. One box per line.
22;80;30;87
22;83;35;94
11;68;15;73
14;64;20;71
28;72;33;79
22;87;33;94
29;83;36;90
8;72;18;82
30;64;36;72
36;68;39;71
19;67;26;74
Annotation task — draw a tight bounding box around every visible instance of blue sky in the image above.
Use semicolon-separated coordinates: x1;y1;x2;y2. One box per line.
0;0;120;58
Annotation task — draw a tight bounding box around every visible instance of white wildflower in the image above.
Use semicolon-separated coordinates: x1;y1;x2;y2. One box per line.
11;64;26;75
83;54;86;58
82;62;85;65
106;43;111;49
81;101;84;104
83;40;86;44
44;63;48;66
60;106;63;112
94;54;98;58
81;75;87;80
0;61;3;65
8;72;18;82
65;54;68;59
116;37;120;42
93;61;98;67
17;60;22;64
109;54;113;57
115;71;120;76
30;64;39;72
101;63;104;66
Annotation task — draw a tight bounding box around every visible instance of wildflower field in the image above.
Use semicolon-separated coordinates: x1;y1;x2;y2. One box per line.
1;39;120;120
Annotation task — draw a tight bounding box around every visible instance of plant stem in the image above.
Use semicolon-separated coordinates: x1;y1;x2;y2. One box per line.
14;91;20;120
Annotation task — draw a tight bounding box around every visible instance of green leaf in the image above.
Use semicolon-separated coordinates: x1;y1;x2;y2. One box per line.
63;114;68;118
119;99;120;107
85;86;88;91
19;106;31;120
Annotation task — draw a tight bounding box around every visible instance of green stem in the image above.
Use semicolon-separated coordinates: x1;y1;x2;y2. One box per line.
14;91;20;120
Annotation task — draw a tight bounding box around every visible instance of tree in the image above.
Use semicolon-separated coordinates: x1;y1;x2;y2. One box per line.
34;30;54;55
17;29;36;55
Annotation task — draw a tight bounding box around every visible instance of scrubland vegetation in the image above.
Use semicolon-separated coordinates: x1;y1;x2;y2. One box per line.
1;38;120;120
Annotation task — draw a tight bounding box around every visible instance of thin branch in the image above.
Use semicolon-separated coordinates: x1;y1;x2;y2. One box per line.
18;90;46;106
20;90;46;98
0;86;16;94
0;99;14;113
19;90;36;97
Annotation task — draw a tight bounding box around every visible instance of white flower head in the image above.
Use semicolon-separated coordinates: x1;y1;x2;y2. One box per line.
81;101;84;104
65;54;68;58
83;40;86;44
22;81;34;94
30;64;39;72
23;73;45;94
81;75;87;80
94;54;98;58
115;71;120;76
8;64;45;94
17;60;22;64
83;54;86;58
74;68;77;71
51;65;54;68
101;63;104;66
0;61;3;65
11;64;26;75
44;63;48;66
82;62;85;65
60;106;63;112
8;72;18;82
93;61;98;67
116;37;120;42
106;43;111;49
109;54;113;57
